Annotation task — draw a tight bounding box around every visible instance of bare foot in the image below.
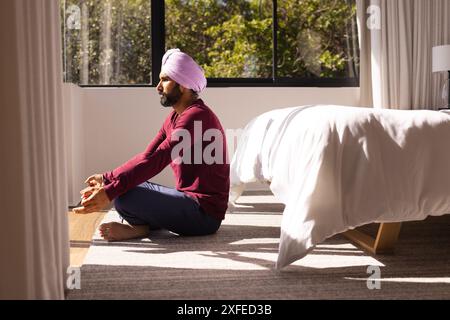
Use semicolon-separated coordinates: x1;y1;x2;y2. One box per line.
99;222;149;241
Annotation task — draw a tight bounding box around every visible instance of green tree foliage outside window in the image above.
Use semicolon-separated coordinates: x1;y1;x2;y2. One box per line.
277;0;359;78
166;0;359;79
166;0;273;78
61;0;359;85
61;0;151;85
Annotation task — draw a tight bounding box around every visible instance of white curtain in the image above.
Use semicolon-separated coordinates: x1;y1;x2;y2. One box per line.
358;0;450;109
0;0;69;299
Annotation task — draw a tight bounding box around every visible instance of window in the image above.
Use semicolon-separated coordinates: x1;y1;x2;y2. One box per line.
61;0;151;85
166;0;273;79
276;0;360;84
61;0;359;87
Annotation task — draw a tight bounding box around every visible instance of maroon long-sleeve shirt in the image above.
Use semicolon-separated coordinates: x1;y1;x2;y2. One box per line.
102;99;230;220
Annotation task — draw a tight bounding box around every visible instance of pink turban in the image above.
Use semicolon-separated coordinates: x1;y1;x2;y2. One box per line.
161;49;207;93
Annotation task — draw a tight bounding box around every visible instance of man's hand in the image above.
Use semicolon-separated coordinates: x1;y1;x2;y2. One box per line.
73;186;110;214
84;174;104;188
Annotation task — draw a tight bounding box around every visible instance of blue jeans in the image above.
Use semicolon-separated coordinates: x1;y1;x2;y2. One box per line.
113;181;221;236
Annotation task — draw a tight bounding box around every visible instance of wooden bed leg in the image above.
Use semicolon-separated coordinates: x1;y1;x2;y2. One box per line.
342;222;402;255
373;222;402;253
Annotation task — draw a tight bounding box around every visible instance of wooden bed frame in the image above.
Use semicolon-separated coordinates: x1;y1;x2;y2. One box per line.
343;222;402;254
256;185;403;255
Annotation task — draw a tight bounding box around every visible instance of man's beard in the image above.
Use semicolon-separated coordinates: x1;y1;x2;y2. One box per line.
159;84;182;107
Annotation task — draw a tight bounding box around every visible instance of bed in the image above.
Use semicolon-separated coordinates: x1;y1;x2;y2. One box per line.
229;105;450;269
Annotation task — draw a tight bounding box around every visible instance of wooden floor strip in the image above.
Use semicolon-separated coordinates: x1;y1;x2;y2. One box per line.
69;211;106;267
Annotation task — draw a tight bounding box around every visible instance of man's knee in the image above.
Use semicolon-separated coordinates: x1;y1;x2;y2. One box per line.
113;194;138;222
113;194;129;213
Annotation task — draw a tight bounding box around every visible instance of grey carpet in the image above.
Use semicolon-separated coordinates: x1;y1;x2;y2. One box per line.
66;193;450;300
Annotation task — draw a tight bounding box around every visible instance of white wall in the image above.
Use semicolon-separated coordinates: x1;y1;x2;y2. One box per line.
66;85;360;205
63;84;84;206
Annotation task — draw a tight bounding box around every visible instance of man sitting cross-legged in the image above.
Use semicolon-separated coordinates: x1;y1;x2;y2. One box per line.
73;49;230;241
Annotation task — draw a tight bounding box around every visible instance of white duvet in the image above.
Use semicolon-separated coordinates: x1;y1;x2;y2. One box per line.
229;105;450;269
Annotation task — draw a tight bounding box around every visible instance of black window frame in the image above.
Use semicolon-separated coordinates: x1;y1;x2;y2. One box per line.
79;0;359;88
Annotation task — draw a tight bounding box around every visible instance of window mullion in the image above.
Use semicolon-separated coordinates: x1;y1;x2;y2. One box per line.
272;0;278;84
151;0;165;85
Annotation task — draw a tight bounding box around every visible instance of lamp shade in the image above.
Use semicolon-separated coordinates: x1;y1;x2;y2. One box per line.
432;45;450;72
